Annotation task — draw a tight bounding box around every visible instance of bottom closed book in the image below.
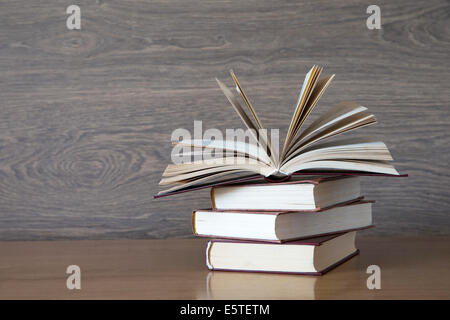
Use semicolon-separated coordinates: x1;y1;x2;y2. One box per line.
206;231;358;275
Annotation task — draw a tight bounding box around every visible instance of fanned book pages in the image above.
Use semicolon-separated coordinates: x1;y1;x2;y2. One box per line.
157;65;403;197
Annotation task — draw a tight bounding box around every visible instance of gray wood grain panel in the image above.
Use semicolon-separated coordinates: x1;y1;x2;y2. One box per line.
0;0;448;240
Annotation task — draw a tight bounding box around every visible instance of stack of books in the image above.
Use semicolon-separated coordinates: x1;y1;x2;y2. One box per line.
156;65;404;275
193;176;372;275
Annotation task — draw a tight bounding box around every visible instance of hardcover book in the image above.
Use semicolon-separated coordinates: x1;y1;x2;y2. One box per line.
206;231;359;275
194;200;373;242
210;175;360;211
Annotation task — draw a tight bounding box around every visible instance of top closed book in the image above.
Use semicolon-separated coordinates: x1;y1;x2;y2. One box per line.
211;176;360;211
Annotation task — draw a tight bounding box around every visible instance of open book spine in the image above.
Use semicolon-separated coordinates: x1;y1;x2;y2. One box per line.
153;173;406;198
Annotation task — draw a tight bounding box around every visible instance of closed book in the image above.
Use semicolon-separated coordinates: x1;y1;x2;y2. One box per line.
194;200;373;242
206;231;359;275
211;176;360;211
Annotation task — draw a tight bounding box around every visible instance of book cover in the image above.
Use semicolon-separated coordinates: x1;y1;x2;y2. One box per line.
206;232;360;275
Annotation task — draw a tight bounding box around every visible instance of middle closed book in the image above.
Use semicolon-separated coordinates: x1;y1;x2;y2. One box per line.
193;200;373;243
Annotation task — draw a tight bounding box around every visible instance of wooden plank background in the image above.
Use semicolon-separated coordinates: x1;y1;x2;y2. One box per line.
0;0;448;240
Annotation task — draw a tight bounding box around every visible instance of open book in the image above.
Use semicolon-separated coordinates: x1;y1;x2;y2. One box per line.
157;65;400;197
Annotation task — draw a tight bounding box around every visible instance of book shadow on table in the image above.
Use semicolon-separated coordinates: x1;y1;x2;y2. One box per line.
203;256;365;300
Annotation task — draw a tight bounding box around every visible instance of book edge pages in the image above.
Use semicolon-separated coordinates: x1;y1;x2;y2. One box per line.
206;249;360;276
204;196;367;213
196;225;374;244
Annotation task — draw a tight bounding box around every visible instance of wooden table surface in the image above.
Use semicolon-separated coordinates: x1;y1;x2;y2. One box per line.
0;236;448;300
